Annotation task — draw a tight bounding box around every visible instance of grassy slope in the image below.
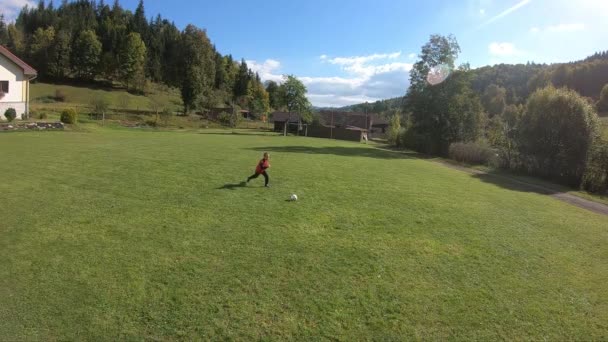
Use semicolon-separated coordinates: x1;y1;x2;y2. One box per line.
30;82;183;113
1;130;607;340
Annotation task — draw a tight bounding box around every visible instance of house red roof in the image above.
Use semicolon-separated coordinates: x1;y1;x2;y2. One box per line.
0;45;37;77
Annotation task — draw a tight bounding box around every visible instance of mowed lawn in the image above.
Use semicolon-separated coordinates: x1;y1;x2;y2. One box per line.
1;130;607;340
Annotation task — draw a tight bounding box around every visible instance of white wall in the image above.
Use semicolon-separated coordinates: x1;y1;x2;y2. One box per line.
0;54;27;120
0;102;26;120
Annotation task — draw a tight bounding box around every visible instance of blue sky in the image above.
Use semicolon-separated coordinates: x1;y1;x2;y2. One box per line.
2;0;607;107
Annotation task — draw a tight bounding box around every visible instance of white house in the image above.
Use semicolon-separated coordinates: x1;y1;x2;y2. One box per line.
0;45;37;120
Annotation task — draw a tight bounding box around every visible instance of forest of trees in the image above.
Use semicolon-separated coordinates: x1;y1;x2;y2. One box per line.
0;0;275;115
344;50;608;118
380;34;608;194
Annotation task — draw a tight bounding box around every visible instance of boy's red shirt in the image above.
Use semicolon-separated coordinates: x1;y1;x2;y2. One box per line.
255;159;270;174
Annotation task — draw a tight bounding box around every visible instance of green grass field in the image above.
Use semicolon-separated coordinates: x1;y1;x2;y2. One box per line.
1;129;607;340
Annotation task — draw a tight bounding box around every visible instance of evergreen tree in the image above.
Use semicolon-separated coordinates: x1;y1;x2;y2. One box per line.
0;15;8;46
179;24;215;114
118;32;147;91
131;0;148;37
234;59;250;99
265;80;281;110
160;20;181;87
72;29;102;80
48;29;72;79
146;14;164;81
29;26;56;78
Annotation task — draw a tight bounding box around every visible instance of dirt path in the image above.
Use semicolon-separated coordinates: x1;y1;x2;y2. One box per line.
438;161;608;217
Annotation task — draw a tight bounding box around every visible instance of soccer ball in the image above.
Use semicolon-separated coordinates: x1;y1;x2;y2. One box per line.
290;194;298;201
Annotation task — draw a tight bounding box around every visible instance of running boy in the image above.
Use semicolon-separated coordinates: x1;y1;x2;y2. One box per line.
247;152;271;187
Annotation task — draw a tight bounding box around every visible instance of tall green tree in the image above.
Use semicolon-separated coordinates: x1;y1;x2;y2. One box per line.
179;24;215;114
118;32;147;91
248;80;270;118
280;75;312;121
0;14;8;46
29;26;55;77
160;20;181;87
72;29;102;80
131;0;148;37
408;34;460;93
48;29;71;79
265;80;282;110
234;59;250;99
406;35;482;155
146;14;164;81
7;24;25;56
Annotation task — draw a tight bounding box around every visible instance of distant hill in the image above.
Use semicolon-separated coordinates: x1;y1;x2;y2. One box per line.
329;97;404;114
341;50;608;114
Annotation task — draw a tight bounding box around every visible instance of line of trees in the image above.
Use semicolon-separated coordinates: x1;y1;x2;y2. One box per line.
387;34;608;194
348;49;608;119
0;1;273;115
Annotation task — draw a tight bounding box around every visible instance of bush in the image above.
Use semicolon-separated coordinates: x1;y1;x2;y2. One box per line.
582;137;608;194
449;141;496;166
90;96;109;118
597;84;608;113
218;112;231;126
54;89;67;102
399;123;434;153
218;109;241;128
60;108;78;124
517;86;599;186
38;112;48;119
160;108;172;126
387;113;401;146
4;108;17;122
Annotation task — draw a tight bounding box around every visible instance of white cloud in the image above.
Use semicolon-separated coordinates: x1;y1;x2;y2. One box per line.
246;59;283;83
306;52;411;107
530;23;585;34
308;94;380;108
408;53;417;59
325;51;402;66
0;0;35;21
546;23;586;32
479;0;531;28
489;42;521;56
480;8;486;16
250;52;412;107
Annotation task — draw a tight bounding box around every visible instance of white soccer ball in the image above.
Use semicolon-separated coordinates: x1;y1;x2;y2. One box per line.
290;194;298;201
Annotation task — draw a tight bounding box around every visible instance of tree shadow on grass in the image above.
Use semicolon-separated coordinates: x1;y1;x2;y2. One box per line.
247;145;427;160
199;131;279;137
470;171;560;196
217;181;247;190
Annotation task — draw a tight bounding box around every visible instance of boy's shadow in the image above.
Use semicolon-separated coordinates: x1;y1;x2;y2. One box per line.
217;181;247;190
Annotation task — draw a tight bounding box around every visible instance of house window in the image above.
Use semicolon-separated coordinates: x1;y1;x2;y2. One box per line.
0;81;8;94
